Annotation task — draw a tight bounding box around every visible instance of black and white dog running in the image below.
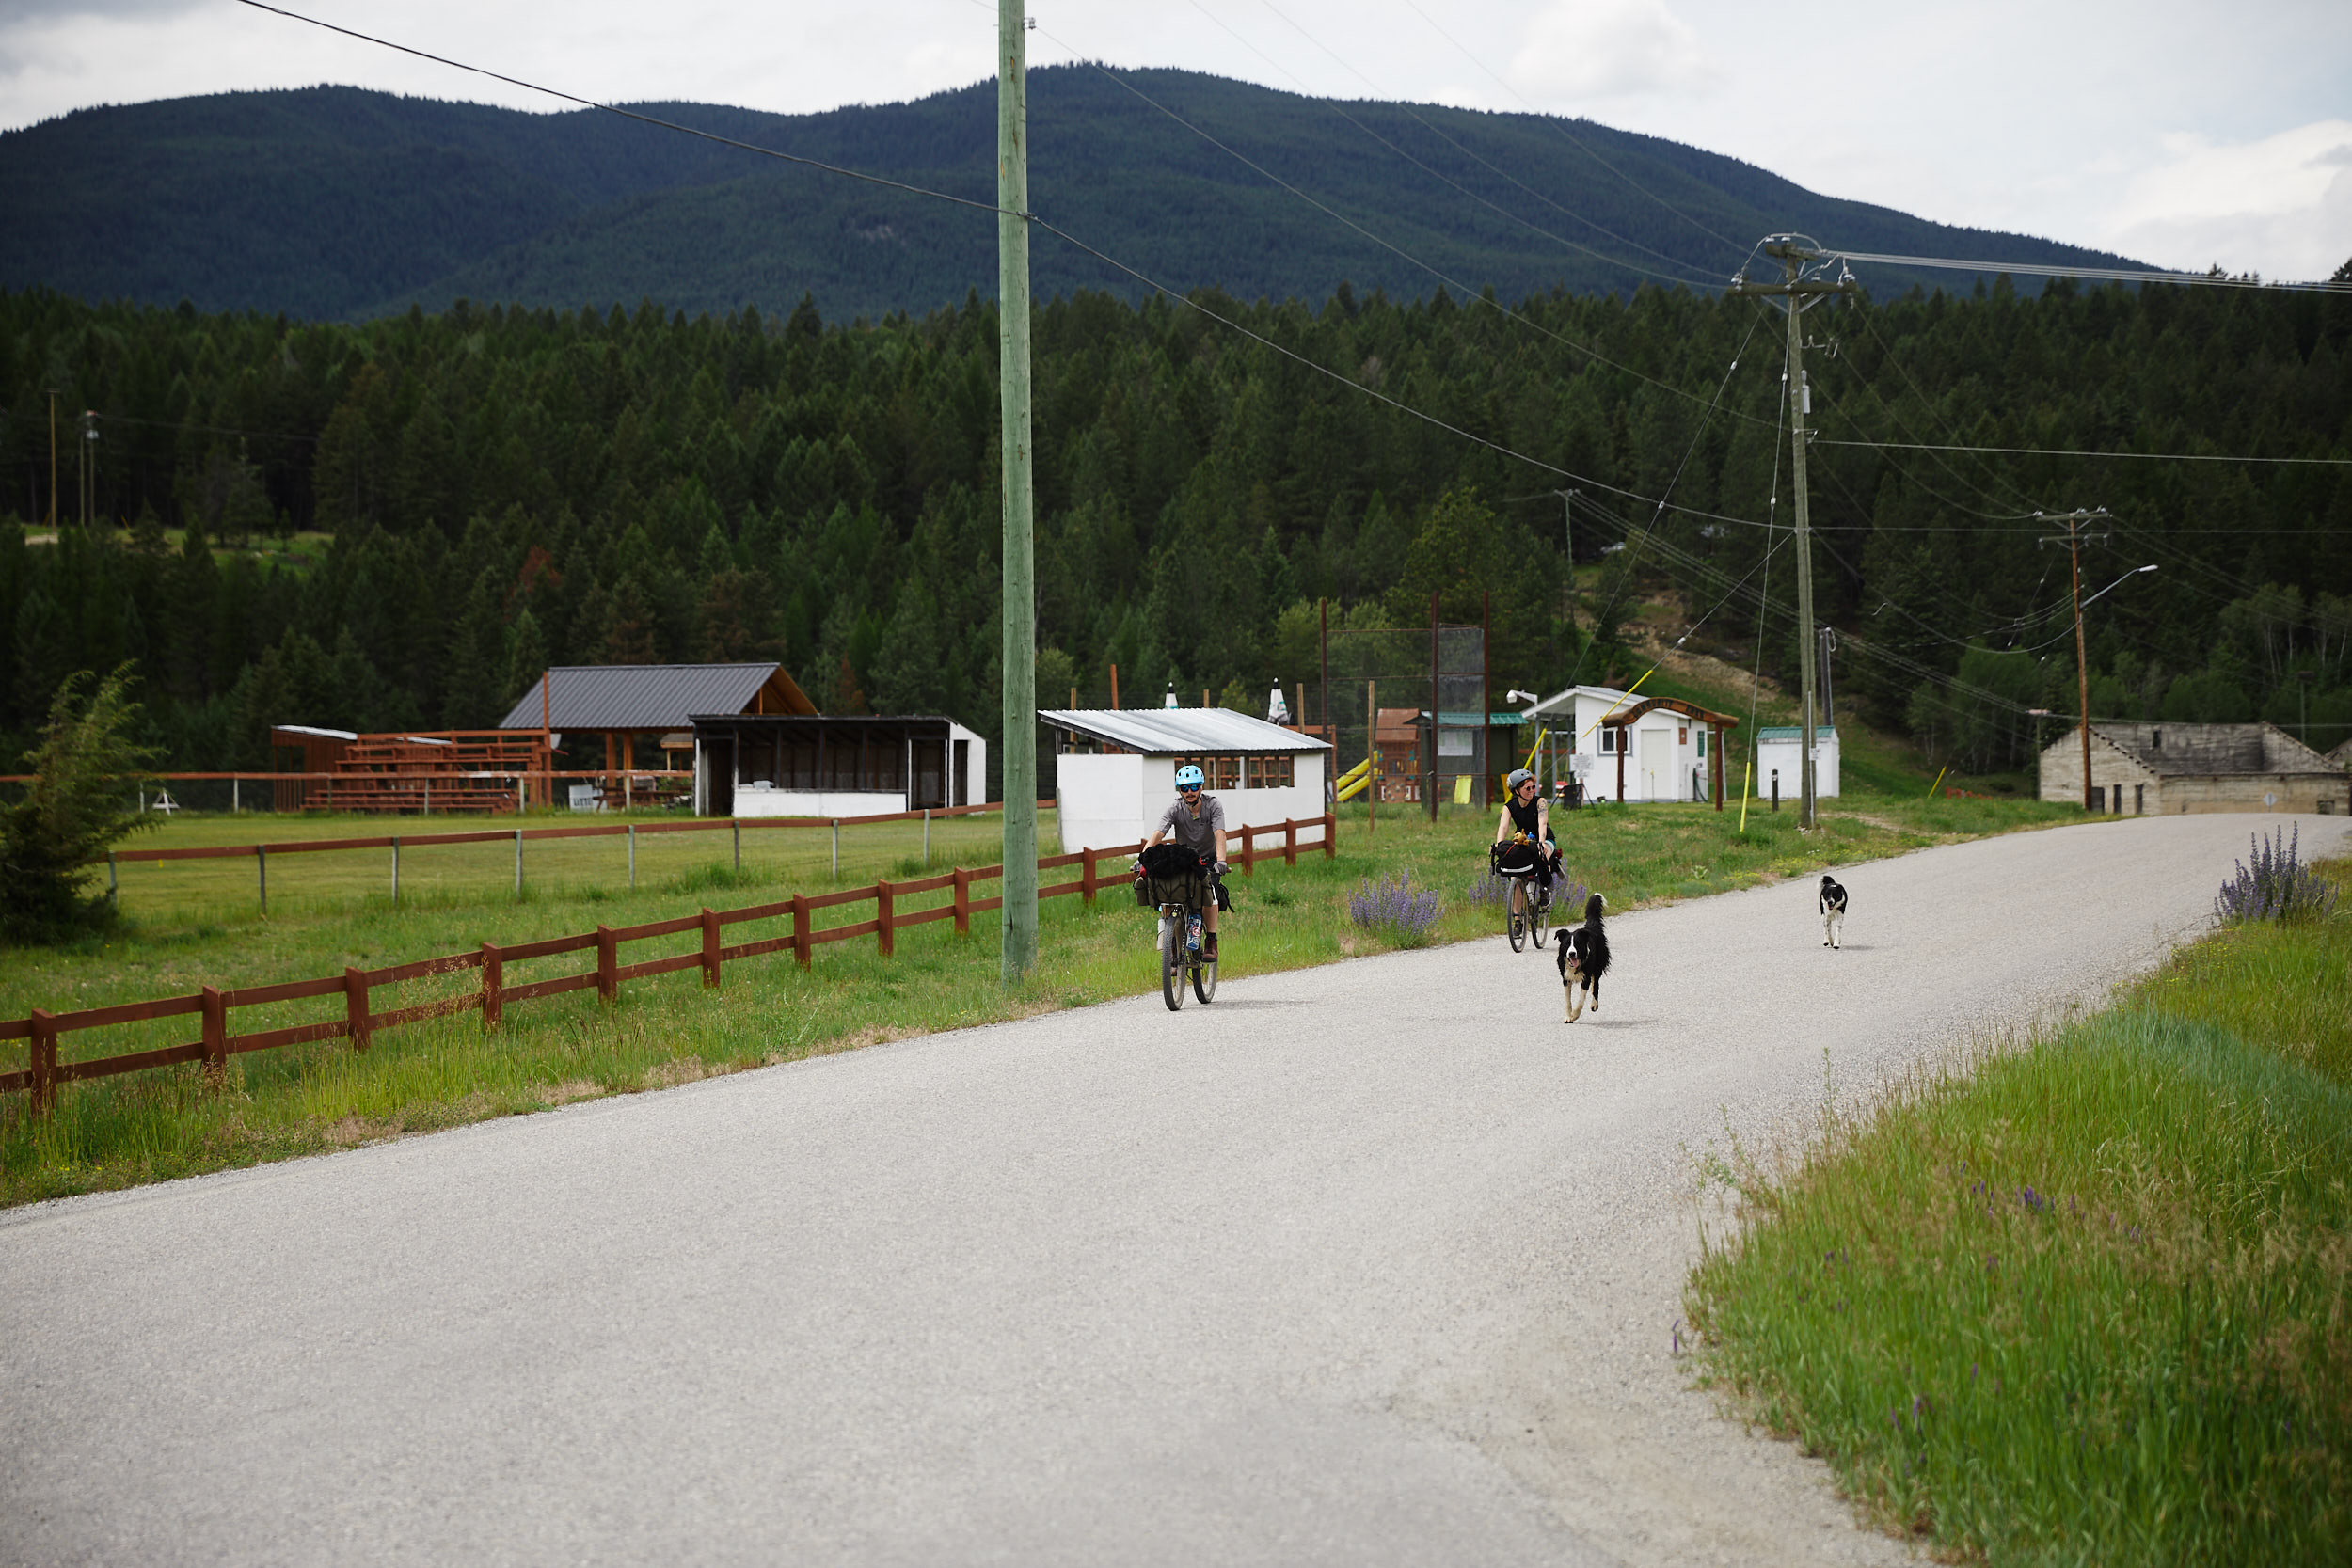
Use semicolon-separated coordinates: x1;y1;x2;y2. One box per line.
1819;875;1849;949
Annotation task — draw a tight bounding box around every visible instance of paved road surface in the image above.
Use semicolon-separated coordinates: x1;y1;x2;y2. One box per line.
7;813;2342;1566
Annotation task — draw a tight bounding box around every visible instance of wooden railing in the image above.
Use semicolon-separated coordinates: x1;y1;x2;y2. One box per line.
98;799;1050;913
3;815;1336;1116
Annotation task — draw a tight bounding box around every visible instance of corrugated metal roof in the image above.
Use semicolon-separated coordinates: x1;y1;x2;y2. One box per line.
499;665;784;731
1041;708;1331;753
1754;726;1839;741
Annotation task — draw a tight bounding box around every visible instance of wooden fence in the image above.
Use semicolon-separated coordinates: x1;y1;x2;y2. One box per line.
99;799;1048;913
4;814;1336;1117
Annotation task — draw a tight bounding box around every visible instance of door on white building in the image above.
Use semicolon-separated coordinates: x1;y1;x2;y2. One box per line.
1639;727;1668;800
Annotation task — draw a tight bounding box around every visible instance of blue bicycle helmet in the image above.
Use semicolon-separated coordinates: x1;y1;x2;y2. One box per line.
1175;764;1205;789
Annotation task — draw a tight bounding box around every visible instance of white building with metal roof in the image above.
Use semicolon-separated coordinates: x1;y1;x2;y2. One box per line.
1041;708;1332;854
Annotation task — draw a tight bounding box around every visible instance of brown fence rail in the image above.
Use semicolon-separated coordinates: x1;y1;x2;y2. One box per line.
93;799;1055;913
4;815;1336;1116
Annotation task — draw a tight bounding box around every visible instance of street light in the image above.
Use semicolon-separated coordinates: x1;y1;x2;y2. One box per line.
2080;563;2158;611
2070;564;2157;812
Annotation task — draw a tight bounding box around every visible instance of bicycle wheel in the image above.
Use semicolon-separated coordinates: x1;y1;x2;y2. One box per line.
1193;949;1217;1004
1507;890;1526;953
1160;918;1187;1011
1532;887;1550;949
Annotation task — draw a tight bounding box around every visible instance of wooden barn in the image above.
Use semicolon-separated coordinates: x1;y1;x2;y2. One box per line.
499;662;818;809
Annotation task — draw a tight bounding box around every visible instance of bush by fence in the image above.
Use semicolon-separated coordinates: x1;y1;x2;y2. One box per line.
4;815;1335;1117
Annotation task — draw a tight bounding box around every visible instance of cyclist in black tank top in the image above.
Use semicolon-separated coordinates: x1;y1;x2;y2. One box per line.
1494;768;1557;902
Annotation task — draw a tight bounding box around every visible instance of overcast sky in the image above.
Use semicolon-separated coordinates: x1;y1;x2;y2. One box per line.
3;0;2346;283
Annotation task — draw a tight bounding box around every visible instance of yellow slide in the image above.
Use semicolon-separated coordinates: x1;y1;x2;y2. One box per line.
1335;754;1374;802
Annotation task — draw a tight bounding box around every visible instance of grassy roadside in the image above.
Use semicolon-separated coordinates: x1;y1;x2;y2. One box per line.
1686;858;2352;1565
1;792;2075;1207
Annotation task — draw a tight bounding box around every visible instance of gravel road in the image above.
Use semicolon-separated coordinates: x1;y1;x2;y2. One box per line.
6;812;2342;1567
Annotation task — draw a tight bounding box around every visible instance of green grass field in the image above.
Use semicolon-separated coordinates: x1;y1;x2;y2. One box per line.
1686;859;2352;1566
1;790;2078;1207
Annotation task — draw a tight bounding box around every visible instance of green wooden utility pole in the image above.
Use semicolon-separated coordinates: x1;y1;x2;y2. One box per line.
997;0;1038;980
1729;239;1852;830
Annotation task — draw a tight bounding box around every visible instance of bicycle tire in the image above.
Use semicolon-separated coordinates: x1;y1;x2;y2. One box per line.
1161;918;1187;1011
1508;903;1526;953
1193;952;1217;1004
1533;889;1550;949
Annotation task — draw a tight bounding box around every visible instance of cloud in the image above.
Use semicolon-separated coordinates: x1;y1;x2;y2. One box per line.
1504;0;1718;105
2100;120;2352;280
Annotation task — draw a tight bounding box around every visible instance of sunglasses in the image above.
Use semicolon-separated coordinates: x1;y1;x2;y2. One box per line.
1179;784;1201;793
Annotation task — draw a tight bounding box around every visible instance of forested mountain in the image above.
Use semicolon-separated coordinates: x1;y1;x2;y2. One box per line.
0;71;2149;323
4;270;2348;789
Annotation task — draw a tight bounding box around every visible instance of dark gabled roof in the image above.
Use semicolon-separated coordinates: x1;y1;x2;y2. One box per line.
498;664;815;731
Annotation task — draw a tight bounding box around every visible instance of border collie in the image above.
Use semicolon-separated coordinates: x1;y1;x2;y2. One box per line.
1556;893;1610;1022
1820;875;1848;949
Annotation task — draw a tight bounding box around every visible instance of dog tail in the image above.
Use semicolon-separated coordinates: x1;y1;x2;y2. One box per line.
1583;893;1605;925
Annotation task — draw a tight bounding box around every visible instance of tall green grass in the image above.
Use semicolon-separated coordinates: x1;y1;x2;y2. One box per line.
1687;861;2352;1565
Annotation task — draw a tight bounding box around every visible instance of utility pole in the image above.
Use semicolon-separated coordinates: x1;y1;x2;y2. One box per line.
82;409;97;528
2037;509;2112;812
46;391;57;531
1730;239;1852;829
997;0;1039;981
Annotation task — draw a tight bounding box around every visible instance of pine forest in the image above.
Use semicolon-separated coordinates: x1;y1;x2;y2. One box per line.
3;270;2349;791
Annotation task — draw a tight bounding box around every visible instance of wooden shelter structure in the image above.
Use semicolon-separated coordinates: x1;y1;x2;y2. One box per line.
268;726;552;813
499;663;816;808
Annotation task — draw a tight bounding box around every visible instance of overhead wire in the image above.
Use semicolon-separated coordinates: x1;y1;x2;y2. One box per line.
1040;42;1780;429
1236;0;1728;288
1387;0;1747;261
1825;250;2352;295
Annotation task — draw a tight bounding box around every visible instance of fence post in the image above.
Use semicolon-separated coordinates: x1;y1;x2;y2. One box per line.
1241;824;1256;877
423;779;431;816
596;925;618;1004
481;942;503;1030
923;808;930;867
952;867;971;935
108;852;118;907
1284;818;1297;866
390;836;401;907
831;819;839;879
201;985;228;1087
700;908;721;988
1322;811;1336;856
1082;847;1097;905
733;819;741;873
232;777;240;814
344;967;370;1053
628;823;637;889
791;894;812;968
877;880;895;957
516;774;525;815
515;829;523;895
256;845;268;916
29;1008;56;1117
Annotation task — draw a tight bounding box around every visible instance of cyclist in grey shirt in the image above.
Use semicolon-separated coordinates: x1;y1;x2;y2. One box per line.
1144;763;1230;958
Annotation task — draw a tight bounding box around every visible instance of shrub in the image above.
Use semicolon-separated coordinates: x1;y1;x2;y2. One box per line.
0;668;161;944
2216;825;2338;923
1348;870;1443;946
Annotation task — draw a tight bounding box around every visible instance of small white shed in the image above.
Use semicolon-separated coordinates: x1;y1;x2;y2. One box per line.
1752;725;1840;800
1042;708;1333;854
1518;684;1740;804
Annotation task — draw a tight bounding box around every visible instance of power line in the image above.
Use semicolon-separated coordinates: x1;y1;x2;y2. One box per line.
1232;0;1727;288
1053;50;1777;428
1389;0;1747;261
1814;437;2352;467
1828;250;2352;295
228;0;1009;220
